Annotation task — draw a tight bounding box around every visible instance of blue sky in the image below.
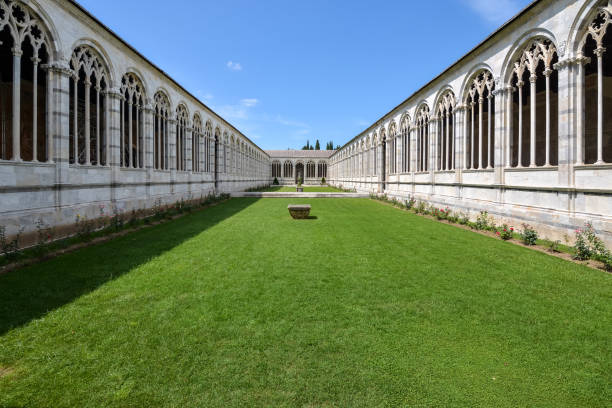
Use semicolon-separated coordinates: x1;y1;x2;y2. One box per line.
77;0;533;150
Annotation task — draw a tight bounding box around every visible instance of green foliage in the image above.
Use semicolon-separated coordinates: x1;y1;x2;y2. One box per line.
520;223;538;246
497;224;514;241
75;214;95;242
548;239;561;253
273;177;279;185
321;177;326;185
33;218;54;257
475;211;490;230
573;223;612;267
0;225;22;261
315;140;320;150
457;212;470;225
405;197;416;210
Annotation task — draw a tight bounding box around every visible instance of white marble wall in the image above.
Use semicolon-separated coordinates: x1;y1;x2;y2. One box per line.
329;0;612;245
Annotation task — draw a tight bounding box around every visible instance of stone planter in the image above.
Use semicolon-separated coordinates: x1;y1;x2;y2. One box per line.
288;205;311;219
296;187;303;192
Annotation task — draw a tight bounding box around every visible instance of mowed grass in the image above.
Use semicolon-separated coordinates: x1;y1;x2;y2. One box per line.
0;198;610;407
262;186;344;192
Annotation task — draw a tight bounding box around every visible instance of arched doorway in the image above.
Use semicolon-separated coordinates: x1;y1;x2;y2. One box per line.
295;162;304;184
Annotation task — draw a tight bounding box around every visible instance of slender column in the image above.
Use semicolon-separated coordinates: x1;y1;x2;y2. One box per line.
136;106;140;168
544;69;552;166
128;101;133;168
119;97;124;166
45;66;53;163
103;91;109;165
595;47;605;164
11;48;22;161
451;111;455;169
487;95;492;168
471;102;475;169
576;58;586;165
157;114;161;169
445;112;450;170
478;97;484;169
84;80;91;165
96;86;100;165
72;74;78;164
529;74;537;167
517;81;523;167
32;57;40;162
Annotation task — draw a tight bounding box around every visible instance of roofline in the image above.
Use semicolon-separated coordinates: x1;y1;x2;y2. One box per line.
333;0;541;157
67;0;269;159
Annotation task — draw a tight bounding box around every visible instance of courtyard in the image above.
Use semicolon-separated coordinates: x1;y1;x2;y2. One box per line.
0;198;609;407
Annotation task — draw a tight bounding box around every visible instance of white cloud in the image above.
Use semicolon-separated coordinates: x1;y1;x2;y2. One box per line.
226;61;243;71
461;0;524;25
215;104;248;120
240;98;259;107
356;119;370;127
196;90;214;102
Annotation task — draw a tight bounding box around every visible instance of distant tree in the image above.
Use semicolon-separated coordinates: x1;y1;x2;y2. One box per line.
302;140;311;150
326;141;334;150
335;145;341;150
315;140;320;150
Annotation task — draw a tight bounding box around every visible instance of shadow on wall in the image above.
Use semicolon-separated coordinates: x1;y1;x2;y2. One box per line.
0;198;259;336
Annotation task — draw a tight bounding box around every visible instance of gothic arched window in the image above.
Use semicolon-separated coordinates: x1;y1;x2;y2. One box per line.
154;91;170;170
0;1;52;163
120;73;145;168
578;5;612;164
510;39;558;167
69;46;109;166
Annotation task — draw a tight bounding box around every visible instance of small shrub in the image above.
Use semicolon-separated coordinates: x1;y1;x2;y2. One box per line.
475;211;489;230
458;212;470;225
0;225;23;261
520;224;538;246
110;207;125;231
405;197;416;210
321;177;326;185
75;214;95;242
548;239;561;253
273;177;279;185
497;224;513;241
573;223;612;267
33;218;54;257
446;211;459;224
415;201;426;215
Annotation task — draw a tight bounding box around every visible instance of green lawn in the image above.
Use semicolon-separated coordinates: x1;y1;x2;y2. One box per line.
0;198;610;407
261;186;344;192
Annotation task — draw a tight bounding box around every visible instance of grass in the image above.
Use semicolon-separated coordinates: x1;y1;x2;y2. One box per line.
261;186;345;192
0;198;610;407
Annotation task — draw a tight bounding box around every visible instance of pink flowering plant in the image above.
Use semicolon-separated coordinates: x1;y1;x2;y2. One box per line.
497;224;514;241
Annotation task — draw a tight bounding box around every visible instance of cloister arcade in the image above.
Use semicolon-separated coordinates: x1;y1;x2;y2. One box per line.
0;0;269;241
267;150;332;184
329;0;612;245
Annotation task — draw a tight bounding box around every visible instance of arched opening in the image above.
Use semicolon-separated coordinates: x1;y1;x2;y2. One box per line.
581;7;612;164
465;72;494;169
193;115;203;172
306;160;316;178
295;162;304;183
510;38;558;168
175;105;188;171
0;2;51;163
154;91;170;170
400;117;410;172
271;160;281;178
120;73;145;168
436;91;457;171
415;105;430;172
283;160;293;178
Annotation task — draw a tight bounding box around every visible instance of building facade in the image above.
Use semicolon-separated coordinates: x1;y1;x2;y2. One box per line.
267;150;333;184
329;0;612;245
0;0;270;242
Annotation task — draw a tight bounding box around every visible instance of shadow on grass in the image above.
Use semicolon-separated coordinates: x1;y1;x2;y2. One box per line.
0;198;258;336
